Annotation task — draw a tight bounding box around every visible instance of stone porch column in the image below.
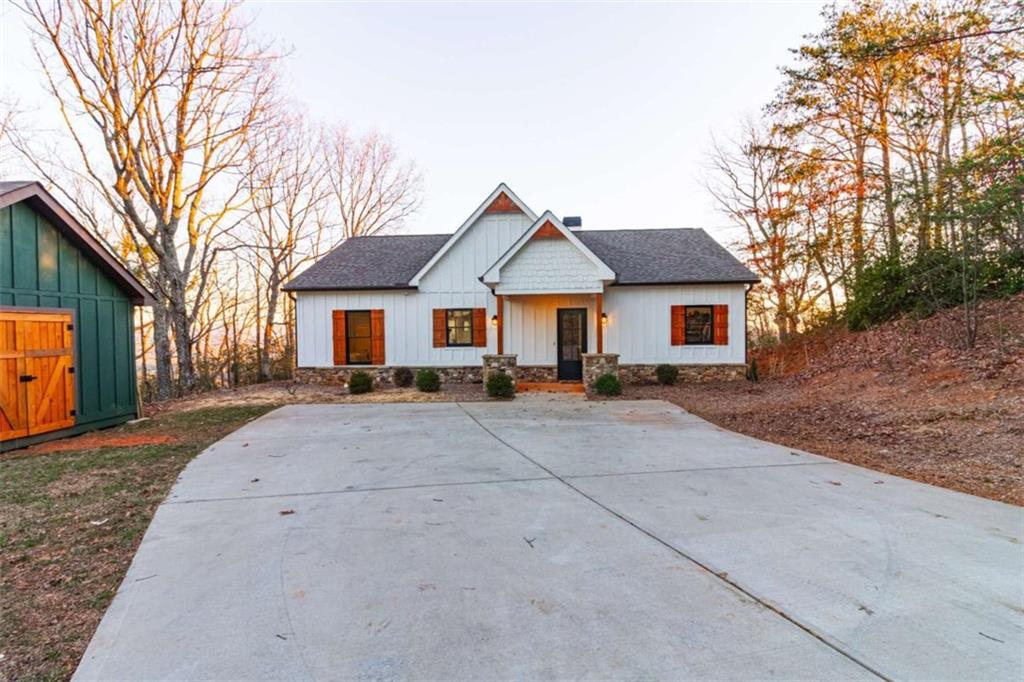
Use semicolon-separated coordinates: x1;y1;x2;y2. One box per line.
582;353;619;391
483;354;517;387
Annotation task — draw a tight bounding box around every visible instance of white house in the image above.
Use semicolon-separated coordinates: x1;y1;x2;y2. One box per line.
284;184;758;388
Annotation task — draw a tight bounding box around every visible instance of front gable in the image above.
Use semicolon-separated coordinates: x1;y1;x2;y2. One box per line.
409;183;536;288
481;212;615;294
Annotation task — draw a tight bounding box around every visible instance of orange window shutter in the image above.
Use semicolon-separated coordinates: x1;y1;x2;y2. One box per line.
671;305;686;346
472;308;487;347
713;305;729;345
433;309;447;348
370;309;386;365
332;311;347;365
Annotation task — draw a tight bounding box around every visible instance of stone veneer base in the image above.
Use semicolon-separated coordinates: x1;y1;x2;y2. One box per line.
296;362;746;388
295;366;482;387
618;363;747;384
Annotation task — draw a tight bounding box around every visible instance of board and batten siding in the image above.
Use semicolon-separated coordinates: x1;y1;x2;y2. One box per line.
603;284;746;364
0;200;138;431
295;283;747;367
295;212;535;368
505;294;597;366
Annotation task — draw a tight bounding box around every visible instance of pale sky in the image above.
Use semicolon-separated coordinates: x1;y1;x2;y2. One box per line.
1;1;827;245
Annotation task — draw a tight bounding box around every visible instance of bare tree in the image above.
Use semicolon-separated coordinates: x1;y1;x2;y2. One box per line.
240;112;330;380
706;121;818;341
324;126;422;241
24;0;279;397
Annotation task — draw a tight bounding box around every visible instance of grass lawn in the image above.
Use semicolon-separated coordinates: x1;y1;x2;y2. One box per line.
0;404;278;682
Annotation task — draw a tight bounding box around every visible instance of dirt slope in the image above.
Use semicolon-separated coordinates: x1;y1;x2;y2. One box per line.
629;296;1023;505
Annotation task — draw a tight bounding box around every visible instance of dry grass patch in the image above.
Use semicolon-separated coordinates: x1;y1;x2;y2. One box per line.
0;404;278;682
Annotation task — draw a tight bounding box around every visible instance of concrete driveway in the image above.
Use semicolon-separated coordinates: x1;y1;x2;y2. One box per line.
75;400;1022;681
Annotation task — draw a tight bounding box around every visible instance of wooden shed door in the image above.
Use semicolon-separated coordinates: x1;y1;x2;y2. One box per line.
0;310;76;442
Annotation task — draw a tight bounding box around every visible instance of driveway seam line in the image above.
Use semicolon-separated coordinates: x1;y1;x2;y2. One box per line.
564;461;836;479
455;402;891;682
163;475;555;506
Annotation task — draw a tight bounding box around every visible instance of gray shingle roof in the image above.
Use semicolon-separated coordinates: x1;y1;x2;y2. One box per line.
283;234;451;291
284;227;758;291
576;228;758;285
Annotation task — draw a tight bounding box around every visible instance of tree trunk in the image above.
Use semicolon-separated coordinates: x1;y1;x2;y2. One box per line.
852;138;867;276
878;107;899;258
162;256;196;393
152;302;174;401
260;274;281;381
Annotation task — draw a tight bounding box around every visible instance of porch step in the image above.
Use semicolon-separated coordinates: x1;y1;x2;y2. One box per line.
517;382;585;394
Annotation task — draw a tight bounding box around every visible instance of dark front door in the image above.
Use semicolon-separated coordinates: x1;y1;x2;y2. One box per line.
556;308;587;381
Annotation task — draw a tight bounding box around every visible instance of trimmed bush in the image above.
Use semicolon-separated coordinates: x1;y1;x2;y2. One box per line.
415;369;441;393
593;373;622;397
392;366;414;388
348;371;373;395
655;364;679;385
486;371;515;399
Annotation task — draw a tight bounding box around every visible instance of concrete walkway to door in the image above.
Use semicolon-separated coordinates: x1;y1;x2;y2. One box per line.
74;400;1023;681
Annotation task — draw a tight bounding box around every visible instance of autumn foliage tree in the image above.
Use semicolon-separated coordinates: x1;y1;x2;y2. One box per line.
710;0;1023;345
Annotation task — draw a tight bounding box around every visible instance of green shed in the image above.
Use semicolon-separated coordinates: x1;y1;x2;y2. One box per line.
1;181;154;452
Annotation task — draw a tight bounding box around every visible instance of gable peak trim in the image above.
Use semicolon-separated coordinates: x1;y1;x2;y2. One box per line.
483;191;524;215
531;220;565;240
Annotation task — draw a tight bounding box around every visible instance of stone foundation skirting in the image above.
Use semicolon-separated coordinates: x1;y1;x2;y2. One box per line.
295;366;482;387
517;365;558;383
618;363;746;384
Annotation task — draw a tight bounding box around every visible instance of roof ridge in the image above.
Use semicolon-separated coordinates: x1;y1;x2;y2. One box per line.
346;232;452;239
577;227;706;233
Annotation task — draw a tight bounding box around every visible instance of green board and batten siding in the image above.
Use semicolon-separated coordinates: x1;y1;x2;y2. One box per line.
1;199;139;449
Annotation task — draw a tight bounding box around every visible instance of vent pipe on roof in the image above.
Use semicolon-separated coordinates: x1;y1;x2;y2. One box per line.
563;216;582;229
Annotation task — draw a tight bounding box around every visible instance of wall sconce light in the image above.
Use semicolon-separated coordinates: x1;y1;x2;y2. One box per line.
491;314;498;328
601;312;609;327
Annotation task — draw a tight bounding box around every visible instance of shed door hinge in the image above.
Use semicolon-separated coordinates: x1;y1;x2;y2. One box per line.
67;323;74;331
68;366;75;375
70;409;76;417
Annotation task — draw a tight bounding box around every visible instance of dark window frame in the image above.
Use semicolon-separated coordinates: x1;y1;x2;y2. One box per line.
684;305;714;345
445;308;474;347
345;310;373;365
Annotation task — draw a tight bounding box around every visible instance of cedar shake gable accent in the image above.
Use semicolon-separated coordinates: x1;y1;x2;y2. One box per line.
483;191;524;215
531;220;565;240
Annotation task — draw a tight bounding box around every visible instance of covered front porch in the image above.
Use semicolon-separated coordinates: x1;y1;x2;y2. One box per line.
494;292;605;379
478;210;619;390
483;291;618;392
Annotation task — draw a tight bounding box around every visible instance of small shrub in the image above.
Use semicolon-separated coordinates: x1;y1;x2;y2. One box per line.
747;357;759;382
348;371;373;394
486;371;515;399
592;373;622;397
392;366;414;387
655;364;678;385
415;369;441;393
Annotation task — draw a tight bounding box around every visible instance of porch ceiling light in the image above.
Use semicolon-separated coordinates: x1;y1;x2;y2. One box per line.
601;312;609;327
491;314;498;328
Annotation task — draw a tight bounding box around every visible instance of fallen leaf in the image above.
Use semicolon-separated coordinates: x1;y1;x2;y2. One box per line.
279;509;295;516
